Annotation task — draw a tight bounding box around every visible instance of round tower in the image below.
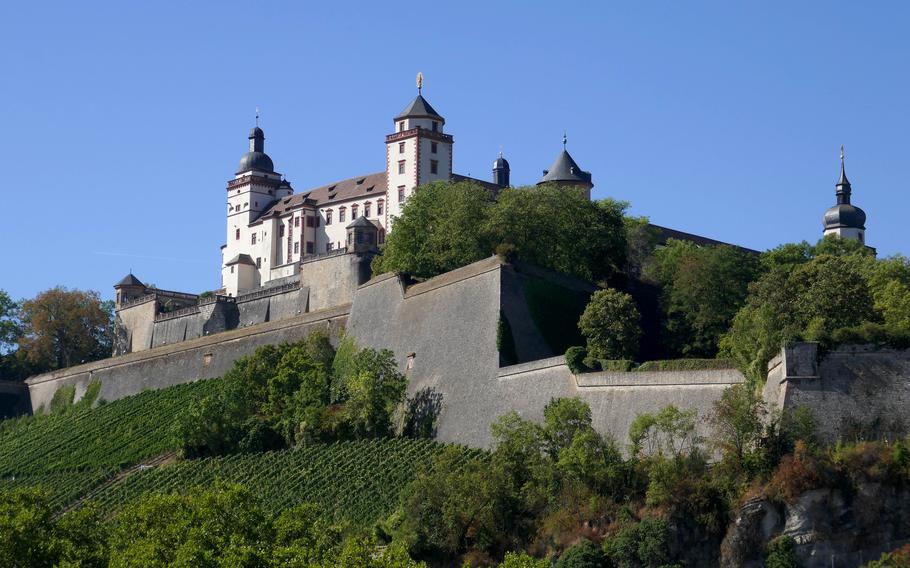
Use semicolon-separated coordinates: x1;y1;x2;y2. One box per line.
493;151;510;188
538;133;593;199
823;146;867;244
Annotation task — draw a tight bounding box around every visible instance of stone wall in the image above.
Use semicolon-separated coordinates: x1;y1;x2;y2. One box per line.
346;256;746;448
299;250;375;312
26;305;349;413
764;342;910;444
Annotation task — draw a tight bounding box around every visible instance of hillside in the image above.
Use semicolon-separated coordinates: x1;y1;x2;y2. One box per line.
0;379;479;526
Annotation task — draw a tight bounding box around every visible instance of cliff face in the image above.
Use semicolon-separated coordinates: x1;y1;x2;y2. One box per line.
722;483;910;567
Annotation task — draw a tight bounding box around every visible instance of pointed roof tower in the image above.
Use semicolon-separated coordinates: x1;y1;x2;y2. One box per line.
823;145;867;235
538;133;593;188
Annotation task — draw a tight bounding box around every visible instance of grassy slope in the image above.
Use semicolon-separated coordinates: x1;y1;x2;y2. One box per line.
0;380;481;526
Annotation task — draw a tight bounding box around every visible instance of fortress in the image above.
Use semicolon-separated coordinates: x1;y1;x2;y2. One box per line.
24;82;902;449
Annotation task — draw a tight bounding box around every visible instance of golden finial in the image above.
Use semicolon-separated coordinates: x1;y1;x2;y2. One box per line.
416;72;424;94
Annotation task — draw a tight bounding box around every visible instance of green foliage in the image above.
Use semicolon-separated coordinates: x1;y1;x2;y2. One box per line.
634;358;734;372
595;359;637;372
372;180;496;278
644;239;760;357
374;181;628;283
76;379;102;409
49;384;76;414
487;188;628;282
498;310;519;366
565;346;588;374
629;405;700;459
721;238;883;383
603;517;673;568
866;544;910;568
524;279;591;356
499;551;551;567
175;332;408;456
578;288;641;360
555;538;608;568
763;535;799;568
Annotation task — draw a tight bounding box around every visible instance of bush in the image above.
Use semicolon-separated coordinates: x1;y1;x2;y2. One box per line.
565;347;588;374
499;551;550;567
555;538;607;568
578;288;641;360
634;359;735;372
764;535;799;568
603;517;672;568
49;384;76;414
866;544;910;568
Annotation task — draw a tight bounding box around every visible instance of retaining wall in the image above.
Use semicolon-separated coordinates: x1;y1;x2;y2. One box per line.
26;305;349;412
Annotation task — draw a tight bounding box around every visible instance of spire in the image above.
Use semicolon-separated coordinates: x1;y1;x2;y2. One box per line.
836;145;852;204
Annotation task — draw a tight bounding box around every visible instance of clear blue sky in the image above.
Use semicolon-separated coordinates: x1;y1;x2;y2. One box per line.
2;2;908;301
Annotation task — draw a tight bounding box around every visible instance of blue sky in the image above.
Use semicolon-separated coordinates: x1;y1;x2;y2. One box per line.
2;2;908;301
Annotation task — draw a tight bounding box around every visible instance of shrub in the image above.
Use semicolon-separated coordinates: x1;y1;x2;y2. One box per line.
765;442;827;503
578;288;641;360
555;538;607;568
49;384;76;414
764;535;799;568
603;517;672;568
866;544;910;568
565;347;588;374
499;551;550;567
634;358;735;372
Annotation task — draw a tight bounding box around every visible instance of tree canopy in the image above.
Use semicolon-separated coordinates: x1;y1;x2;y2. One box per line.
373;181;628;283
577;288;641;360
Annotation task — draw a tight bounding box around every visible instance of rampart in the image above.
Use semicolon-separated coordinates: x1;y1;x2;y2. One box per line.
763;342;910;444
26;305;349;412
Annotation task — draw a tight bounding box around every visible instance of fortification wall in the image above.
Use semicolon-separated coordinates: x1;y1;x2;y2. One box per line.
346;256;746;448
26;305;349;413
114;298;156;354
764;343;910;443
300;251;374;312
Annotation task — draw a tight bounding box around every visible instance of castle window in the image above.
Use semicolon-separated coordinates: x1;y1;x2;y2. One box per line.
352;204;359;218
398;121;404;132
326;210;333;225
235;228;240;240
306;215;315;228
231;266;234;273
364;202;371;217
399;142;405;154
430;160;438;175
431;142;437;154
251;233;257;245
339;207;346;222
294;242;299;254
279;225;285;237
432;121;438;132
306;241;314;254
398;160;405;174
294;217;300;227
256;257;261;268
398;186;405;201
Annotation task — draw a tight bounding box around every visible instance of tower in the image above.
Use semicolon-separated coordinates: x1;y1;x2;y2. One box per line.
493;151;510;188
822;146;867;244
385;74;453;222
538;133;593;199
221;120;291;296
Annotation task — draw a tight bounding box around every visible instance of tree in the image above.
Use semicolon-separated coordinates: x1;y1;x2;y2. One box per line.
577;288;641;360
708;384;767;474
0;290;19;353
342;347;408;438
17;287;113;372
643;239;760;357
372;180;495;278
486;186;627;282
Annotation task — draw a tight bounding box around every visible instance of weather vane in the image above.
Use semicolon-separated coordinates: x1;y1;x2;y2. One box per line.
563;131;567;149
255;106;260;127
840;144;845;163
416;72;423;95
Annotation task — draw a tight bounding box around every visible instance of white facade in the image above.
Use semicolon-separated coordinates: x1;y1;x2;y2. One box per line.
219;92;464;297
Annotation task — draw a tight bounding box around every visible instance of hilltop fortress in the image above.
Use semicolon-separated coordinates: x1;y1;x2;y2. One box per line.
25;85;904;449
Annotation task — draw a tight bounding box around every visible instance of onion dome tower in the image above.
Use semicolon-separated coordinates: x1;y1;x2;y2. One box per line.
823;146;867;244
538;133;593;199
493;151;510;188
237;126;275;174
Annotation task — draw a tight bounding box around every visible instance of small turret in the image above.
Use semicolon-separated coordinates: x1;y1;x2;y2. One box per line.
493;151;510;188
114;273;147;309
822;146;867;244
346;217;380;253
538;133;593;199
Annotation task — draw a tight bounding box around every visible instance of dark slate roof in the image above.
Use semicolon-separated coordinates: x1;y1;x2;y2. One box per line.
493;156;510;170
823;204;866;230
650;224;759;255
115;274;144;287
249;126;264;139
225;254;256;266
539;150;592;185
346;216;376;229
450;173;503;193
395;95;444;122
237;151;274;174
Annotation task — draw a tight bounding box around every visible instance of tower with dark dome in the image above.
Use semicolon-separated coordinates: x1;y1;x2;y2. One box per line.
538;134;593;199
823;146;867;244
493;151;510;188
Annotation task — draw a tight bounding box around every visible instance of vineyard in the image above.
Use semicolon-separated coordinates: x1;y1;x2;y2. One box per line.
0;380;218;509
90;439;485;527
